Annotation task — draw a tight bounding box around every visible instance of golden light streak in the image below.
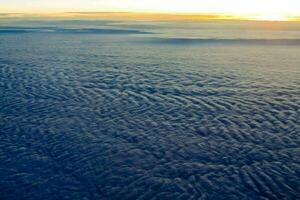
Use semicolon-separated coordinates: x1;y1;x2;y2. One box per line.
0;0;299;21
1;12;300;22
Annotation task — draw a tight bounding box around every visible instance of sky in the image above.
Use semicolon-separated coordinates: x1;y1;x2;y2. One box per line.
1;0;300;20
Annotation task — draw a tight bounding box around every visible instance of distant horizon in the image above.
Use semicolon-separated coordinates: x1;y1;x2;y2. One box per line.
1;11;300;22
1;0;300;21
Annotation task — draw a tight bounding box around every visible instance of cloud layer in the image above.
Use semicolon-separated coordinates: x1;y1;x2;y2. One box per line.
0;20;299;199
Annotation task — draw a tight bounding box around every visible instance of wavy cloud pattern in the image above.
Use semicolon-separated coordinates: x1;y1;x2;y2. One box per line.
0;20;299;199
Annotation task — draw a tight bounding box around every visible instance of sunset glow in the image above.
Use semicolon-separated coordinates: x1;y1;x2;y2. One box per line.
248;15;289;22
0;0;300;21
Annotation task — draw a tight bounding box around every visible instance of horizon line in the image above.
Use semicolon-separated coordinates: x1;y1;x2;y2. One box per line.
1;11;300;22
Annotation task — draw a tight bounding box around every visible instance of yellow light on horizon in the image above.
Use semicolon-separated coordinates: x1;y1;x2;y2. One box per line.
0;0;299;21
249;14;289;22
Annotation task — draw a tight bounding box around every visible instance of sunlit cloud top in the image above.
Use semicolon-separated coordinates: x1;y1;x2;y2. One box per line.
1;0;300;20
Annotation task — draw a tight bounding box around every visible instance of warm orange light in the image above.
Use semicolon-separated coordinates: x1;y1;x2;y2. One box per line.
1;0;300;21
1;12;299;22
